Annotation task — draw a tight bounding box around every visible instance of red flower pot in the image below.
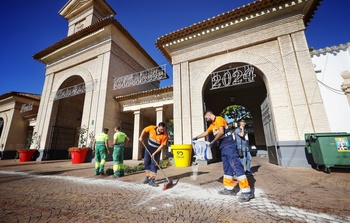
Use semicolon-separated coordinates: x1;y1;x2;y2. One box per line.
69;148;89;164
18;150;37;162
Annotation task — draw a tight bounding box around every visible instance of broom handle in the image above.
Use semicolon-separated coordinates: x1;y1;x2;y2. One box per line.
141;141;170;182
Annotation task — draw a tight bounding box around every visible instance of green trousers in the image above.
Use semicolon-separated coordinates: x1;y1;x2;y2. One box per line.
95;142;107;174
113;145;125;177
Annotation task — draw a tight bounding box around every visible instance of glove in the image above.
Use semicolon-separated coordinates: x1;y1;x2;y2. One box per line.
192;136;198;141
209;141;214;147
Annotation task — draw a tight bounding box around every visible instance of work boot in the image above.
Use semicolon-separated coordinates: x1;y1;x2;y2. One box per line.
238;193;254;202
218;188;236;196
143;176;150;184
148;179;159;187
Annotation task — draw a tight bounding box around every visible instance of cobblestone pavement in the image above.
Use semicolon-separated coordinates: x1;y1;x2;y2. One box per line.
0;157;349;223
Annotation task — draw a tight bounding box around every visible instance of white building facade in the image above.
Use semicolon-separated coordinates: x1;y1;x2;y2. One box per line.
311;43;350;132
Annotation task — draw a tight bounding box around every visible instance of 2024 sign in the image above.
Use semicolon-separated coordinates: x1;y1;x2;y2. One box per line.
211;65;256;90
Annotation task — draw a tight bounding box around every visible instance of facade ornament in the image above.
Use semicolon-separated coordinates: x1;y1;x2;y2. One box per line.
52;80;96;101
211;65;256;90
113;65;168;90
20;102;34;113
341;71;350;105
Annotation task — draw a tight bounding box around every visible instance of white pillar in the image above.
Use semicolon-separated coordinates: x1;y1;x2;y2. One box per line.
155;106;167;159
180;62;192;145
155;106;164;124
133;110;142;160
173;64;183;144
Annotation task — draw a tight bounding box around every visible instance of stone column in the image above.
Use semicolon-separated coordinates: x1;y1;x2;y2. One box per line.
155;106;164;124
173;64;183;144
35;74;55;161
133;110;142;160
155;106;167;159
180;62;192;145
291;31;329;134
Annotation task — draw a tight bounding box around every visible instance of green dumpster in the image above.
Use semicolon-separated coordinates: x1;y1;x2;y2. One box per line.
305;132;350;173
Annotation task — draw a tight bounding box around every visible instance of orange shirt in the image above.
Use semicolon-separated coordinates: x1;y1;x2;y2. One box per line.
144;125;168;146
207;116;228;138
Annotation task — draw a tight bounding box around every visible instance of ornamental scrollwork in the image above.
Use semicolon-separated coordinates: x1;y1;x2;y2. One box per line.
113;65;168;90
52;80;96;101
211;65;256;90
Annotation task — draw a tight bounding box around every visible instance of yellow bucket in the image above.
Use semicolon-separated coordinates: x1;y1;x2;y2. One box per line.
171;144;192;167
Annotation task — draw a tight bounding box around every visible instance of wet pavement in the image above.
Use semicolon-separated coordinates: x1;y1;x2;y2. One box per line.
0;157;349;223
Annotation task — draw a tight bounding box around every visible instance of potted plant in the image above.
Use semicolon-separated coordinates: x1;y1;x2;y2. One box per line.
18;132;40;162
68;126;90;164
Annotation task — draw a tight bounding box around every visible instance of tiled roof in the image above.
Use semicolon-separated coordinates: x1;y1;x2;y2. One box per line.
0;91;41;101
33;17;158;67
310;42;350;56
115;86;173;101
156;0;322;62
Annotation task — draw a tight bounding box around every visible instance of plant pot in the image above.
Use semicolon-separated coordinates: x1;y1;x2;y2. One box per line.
69;148;89;164
18;149;37;162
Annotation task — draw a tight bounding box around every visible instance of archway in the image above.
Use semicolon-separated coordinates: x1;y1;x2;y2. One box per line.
46;75;85;159
202;63;269;161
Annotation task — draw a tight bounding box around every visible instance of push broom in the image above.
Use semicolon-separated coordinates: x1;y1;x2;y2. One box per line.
141;141;173;190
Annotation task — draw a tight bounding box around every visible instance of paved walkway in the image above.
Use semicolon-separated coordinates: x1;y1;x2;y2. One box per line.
0;157;349;223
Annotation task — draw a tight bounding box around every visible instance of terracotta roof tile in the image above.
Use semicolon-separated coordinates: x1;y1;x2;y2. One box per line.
156;0;322;62
33;17;158;67
310;42;350;56
0;91;41;101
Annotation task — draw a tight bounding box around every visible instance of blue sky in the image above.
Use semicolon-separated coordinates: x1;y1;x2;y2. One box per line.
0;0;348;95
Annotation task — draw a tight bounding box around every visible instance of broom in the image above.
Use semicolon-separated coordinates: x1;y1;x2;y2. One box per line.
141;141;173;190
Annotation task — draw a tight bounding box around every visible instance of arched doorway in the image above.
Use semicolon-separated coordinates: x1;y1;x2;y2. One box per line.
46;75;85;159
202;63;270;161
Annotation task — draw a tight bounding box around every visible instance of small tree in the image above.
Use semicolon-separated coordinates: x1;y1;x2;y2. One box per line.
25;132;41;150
167;120;174;145
77;126;88;148
32;132;41;150
88;131;95;148
220;105;252;123
69;126;89;153
25;131;34;150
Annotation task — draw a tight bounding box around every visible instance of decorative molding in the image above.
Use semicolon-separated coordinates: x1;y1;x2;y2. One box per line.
20;102;34;113
161;0;307;48
341;71;350;95
121;95;173;108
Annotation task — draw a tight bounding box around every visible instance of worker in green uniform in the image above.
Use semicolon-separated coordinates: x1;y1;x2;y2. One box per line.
93;128;109;175
113;126;130;178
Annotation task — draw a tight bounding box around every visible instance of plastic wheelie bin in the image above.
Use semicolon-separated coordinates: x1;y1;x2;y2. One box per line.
305;132;350;173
